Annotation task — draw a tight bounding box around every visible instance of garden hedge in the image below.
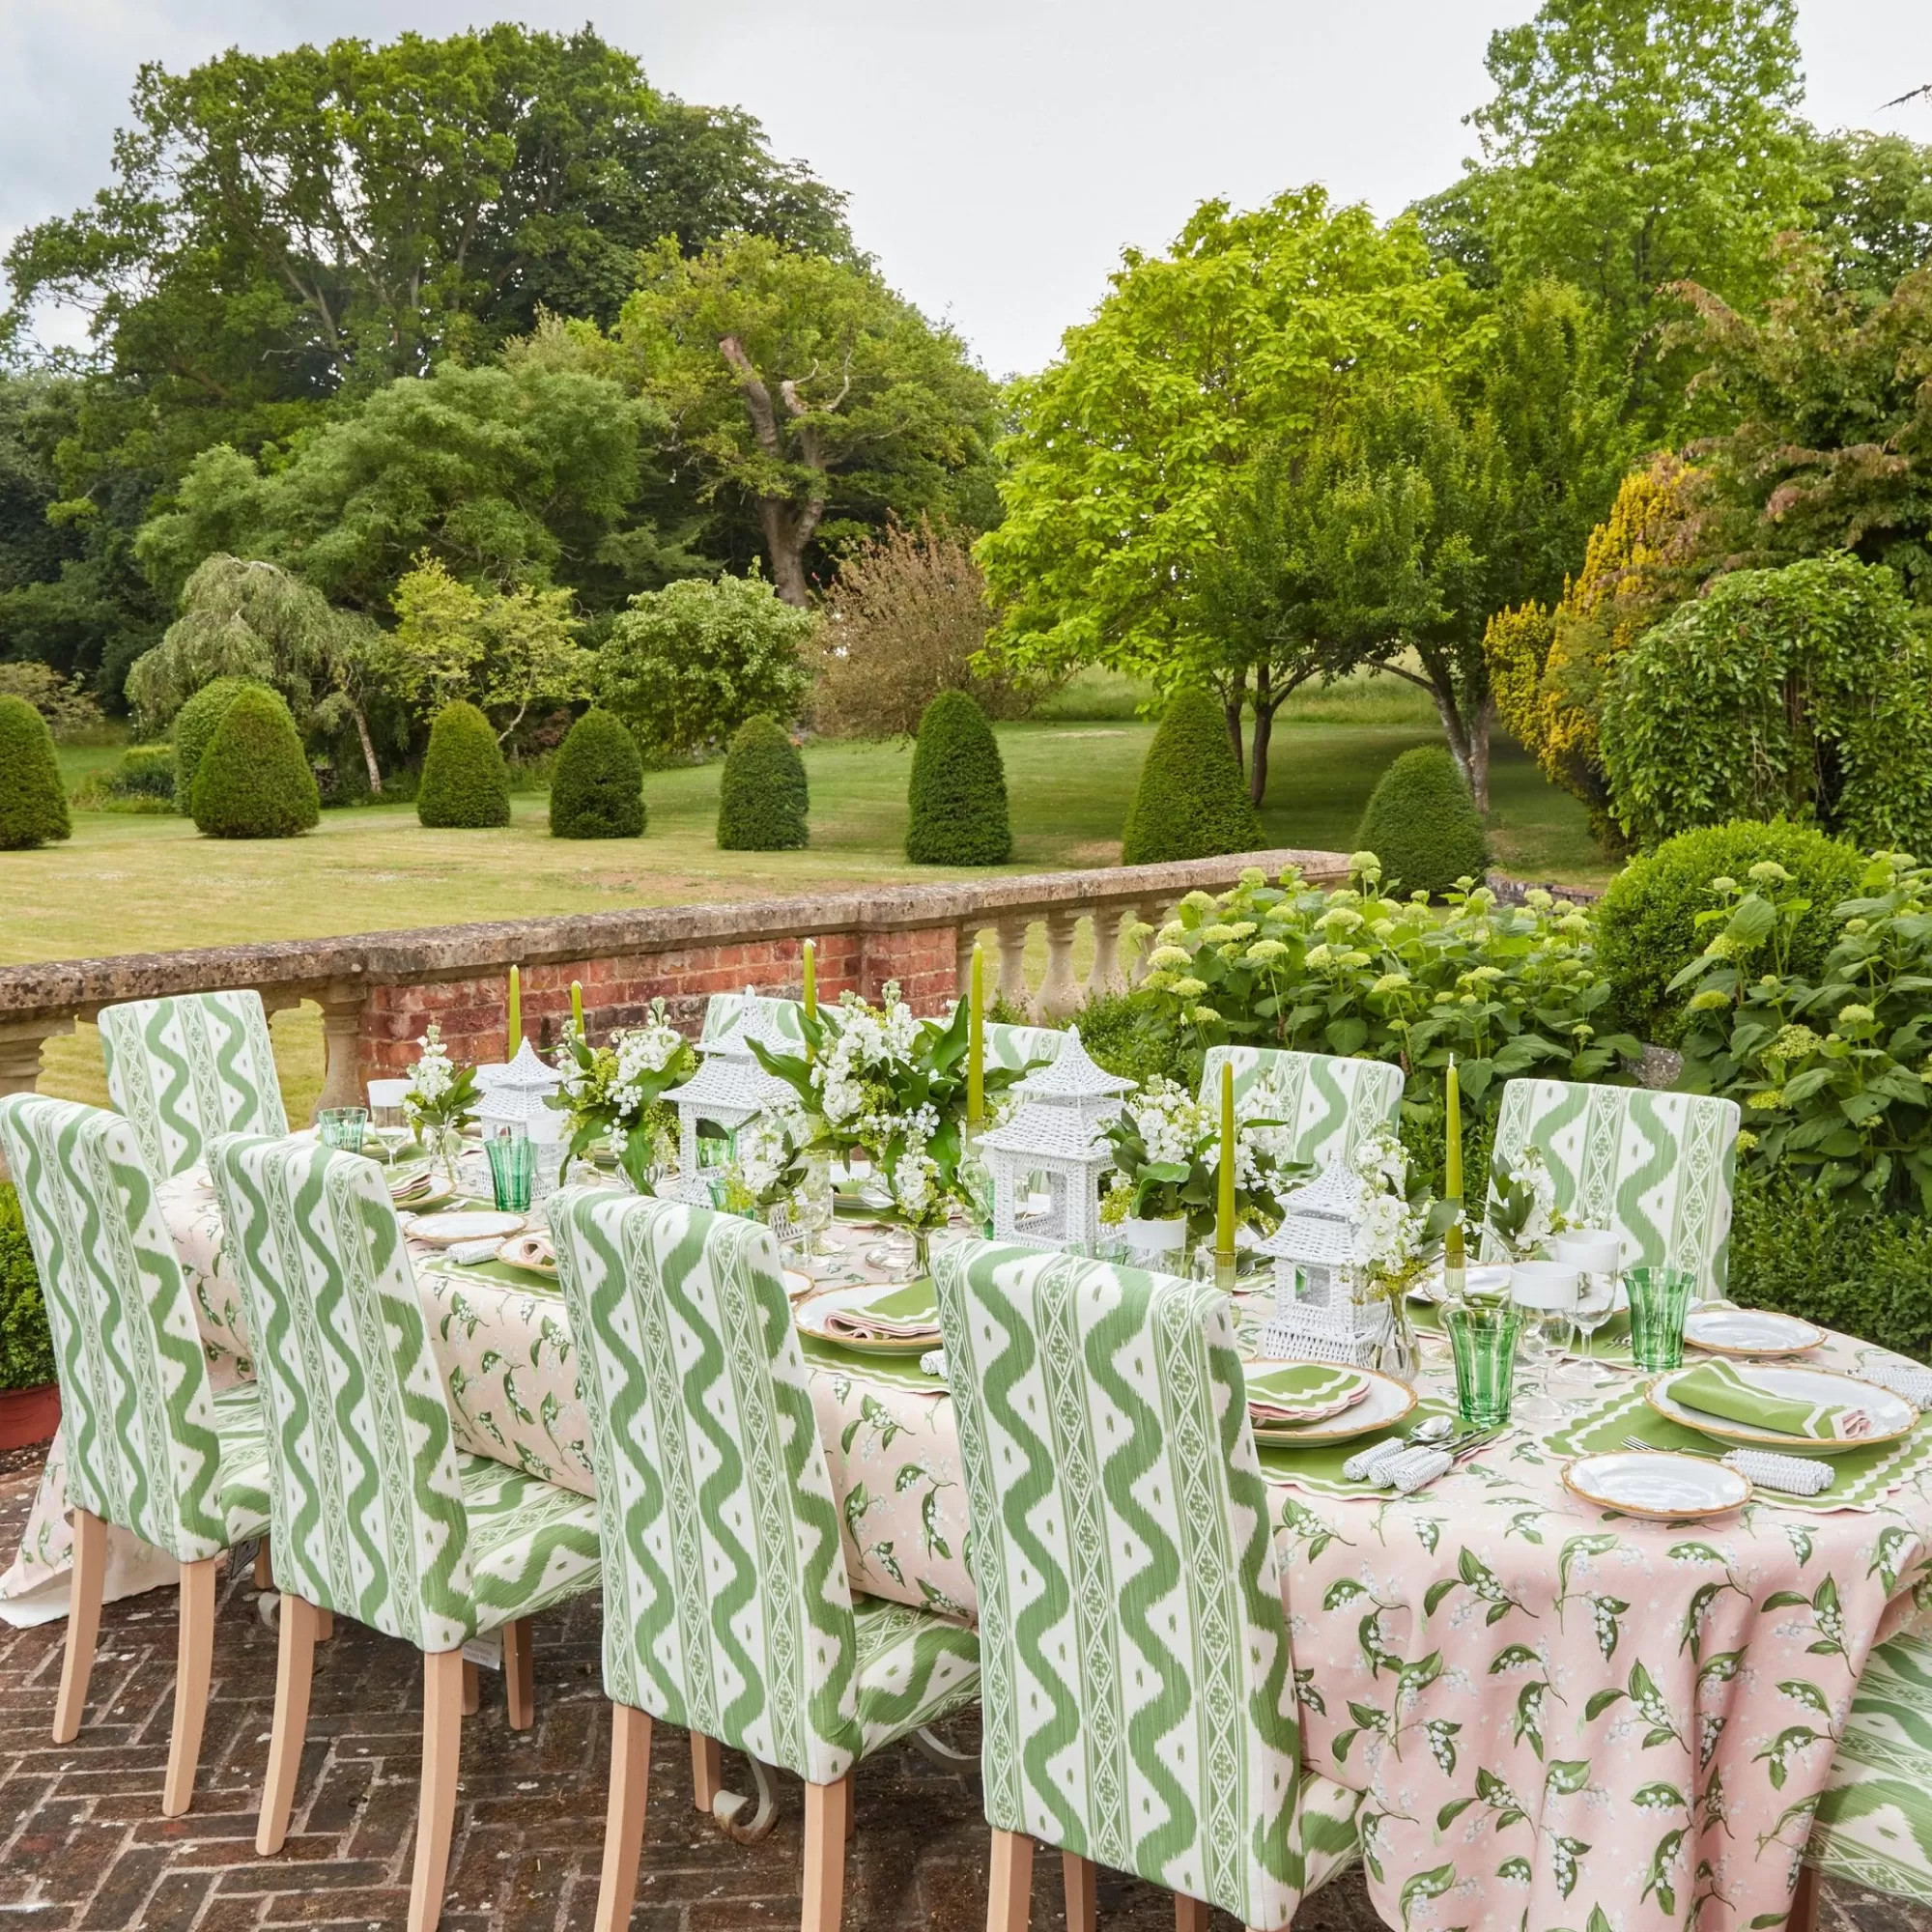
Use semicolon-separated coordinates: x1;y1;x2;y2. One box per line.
1354;746;1488;899
718;714;809;850
549;707;644;839
172;675;263;811
417;700;510;829
190;686;320;838
0;1181;54;1393
1120;689;1260;866
0;694;71;851
1594;818;1864;1046
906;689;1011;865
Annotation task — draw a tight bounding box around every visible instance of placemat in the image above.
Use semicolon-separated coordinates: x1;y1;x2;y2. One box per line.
1256;1395;1459;1501
799;1331;950;1395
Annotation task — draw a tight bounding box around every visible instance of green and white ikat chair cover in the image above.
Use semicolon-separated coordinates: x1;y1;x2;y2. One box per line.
1480;1077;1742;1297
206;1133;600;1651
99;989;289;1180
549;1186;980;1781
1197;1046;1405;1172
932;1237;1363;1930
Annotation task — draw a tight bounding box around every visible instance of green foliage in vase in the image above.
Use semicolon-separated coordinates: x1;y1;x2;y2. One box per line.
416;699;510;828
1594;819;1864;1046
189;685;321;838
0;1182;55;1393
0;694;72;850
1600;554;1932;853
549;707;644;839
905;689;1011;866
1354;747;1490;901
1673;850;1932;1212
552;1001;696;1193
170;674;262;811
1120;689;1261;866
717;714;808;850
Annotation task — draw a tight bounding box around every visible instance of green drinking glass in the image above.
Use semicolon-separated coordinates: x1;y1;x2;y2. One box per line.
318;1107;368;1154
1445;1299;1524;1429
1626;1265;1694;1372
485;1129;535;1213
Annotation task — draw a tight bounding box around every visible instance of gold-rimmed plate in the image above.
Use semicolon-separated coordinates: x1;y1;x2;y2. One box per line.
1646;1364;1918;1455
1247;1369;1417;1446
1681;1307;1823;1357
1562;1450;1751;1520
794;1281;941;1356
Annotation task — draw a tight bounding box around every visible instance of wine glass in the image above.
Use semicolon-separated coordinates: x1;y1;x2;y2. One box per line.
366;1078;413;1167
1554;1231;1622;1386
1508;1262;1577;1422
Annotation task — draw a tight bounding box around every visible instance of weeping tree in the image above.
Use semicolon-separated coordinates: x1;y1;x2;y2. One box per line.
125;554;387;792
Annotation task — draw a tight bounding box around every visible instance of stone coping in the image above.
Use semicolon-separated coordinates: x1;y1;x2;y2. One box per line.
0;848;1351;1024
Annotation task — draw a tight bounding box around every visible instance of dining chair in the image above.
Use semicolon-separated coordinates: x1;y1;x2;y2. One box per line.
1791;1628;1932;1927
99;988;289;1179
207;1132;601;1932
702;991;806;1042
0;1094;270;1817
932;1236;1365;1932
1197;1045;1405;1171
1479;1078;1742;1297
547;1186;981;1932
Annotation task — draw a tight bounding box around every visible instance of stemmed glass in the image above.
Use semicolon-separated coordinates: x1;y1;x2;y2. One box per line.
1508;1262;1578;1423
1554;1231;1622;1387
366;1079;413;1167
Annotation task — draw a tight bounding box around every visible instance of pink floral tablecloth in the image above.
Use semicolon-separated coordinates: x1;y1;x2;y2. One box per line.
8;1174;1932;1932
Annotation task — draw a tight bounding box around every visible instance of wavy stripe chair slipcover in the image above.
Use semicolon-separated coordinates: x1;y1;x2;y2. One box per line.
1480;1078;1742;1297
932;1236;1363;1931
1197;1045;1405;1171
0;1094;270;1817
207;1133;600;1932
99;989;288;1179
548;1187;980;1932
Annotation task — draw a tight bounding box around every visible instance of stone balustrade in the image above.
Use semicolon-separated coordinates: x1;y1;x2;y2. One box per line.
0;850;1351;1160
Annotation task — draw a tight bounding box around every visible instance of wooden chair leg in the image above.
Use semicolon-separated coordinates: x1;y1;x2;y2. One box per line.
316;1606;334;1641
53;1508;106;1745
691;1731;722;1813
462;1660;480;1718
407;1650;465;1932
162;1556;218;1817
987;1830;1035;1932
502;1620;533;1732
257;1593;321;1855
1062;1851;1096;1932
801;1775;850;1932
1173;1894;1209;1932
1788;1862;1821;1932
594;1704;652;1932
253;1538;273;1589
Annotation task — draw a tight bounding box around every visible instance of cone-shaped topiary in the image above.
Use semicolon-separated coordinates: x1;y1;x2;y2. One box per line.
417;700;510;829
1354;746;1488;899
171;675;265;812
549;707;645;839
905;689;1010;865
717;714;809;850
189;686;320;838
0;695;71;851
1119;688;1261;866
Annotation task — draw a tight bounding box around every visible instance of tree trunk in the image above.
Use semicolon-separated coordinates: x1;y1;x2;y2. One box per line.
1222;670;1247;779
1248;698;1276;808
756;497;817;609
1429;686;1493;813
349;702;383;797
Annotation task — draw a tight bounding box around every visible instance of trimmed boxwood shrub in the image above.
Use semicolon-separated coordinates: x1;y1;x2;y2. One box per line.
718;715;809;850
172;675;262;812
1595;819;1863;1047
190;686;320;838
112;744;180;803
906;689;1010;865
1353;746;1487;899
549;708;644;839
418;700;510;829
0;1182;54;1393
0;695;71;851
1120;689;1260;866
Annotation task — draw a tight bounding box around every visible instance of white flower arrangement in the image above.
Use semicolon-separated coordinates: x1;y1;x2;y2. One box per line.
1484;1144;1566;1260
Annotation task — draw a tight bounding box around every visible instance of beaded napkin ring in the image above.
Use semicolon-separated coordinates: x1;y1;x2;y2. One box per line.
1342;1438;1411;1485
1386;1446;1454;1494
1721;1448;1833;1495
1864;1359;1932;1411
919;1348;949;1381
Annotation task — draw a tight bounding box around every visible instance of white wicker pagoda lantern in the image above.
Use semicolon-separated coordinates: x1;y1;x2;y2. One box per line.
479;1037;565;1144
1254;1158;1382;1363
977;1026;1131;1250
662;1011;796;1201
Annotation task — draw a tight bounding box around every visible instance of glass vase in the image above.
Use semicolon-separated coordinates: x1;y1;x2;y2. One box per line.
1369;1288;1420;1382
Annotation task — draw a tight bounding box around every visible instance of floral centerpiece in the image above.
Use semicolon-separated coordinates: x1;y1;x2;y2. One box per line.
1097;1077;1304;1250
1347;1125;1460;1374
1482;1144;1568;1261
717;1099;814;1219
550;998;698;1192
404;1023;480;1181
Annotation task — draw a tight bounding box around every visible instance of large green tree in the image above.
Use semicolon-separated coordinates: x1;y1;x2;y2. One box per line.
1805;128;1932;301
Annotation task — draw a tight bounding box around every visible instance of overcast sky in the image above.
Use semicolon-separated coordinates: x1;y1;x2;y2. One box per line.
4;0;1930;379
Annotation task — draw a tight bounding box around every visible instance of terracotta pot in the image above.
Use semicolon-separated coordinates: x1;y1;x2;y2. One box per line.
0;1382;59;1452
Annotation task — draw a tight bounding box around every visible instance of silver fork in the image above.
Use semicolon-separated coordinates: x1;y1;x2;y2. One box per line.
1621;1434;1724;1460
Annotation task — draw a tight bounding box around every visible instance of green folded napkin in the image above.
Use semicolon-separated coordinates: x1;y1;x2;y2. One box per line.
1245;1363;1368;1424
820;1280;940;1343
1671;1360;1875;1442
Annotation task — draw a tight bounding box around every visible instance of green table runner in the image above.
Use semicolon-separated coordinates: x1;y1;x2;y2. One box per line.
1256;1396;1459;1502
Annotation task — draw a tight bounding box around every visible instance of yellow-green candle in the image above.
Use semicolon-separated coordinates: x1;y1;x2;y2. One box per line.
1216;1059;1236;1262
1444;1054;1463;1201
507;965;521;1050
967;941;985;1128
570;980;583;1036
803;939;817;1023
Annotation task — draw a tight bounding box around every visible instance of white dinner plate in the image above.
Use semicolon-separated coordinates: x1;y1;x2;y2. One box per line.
1647;1364;1918;1455
1248;1370;1416;1446
1562;1451;1751;1520
781;1268;816;1303
794;1281;942;1355
409;1208;527;1247
1682;1306;1823;1357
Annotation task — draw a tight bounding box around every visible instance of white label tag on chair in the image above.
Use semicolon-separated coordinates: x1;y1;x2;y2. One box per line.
461;1632;503;1671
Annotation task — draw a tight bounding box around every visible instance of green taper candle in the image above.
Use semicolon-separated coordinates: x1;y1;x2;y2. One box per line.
507;964;521;1050
968;941;985;1128
1216;1059;1236;1271
1444;1053;1466;1274
570;980;583;1036
803;939;817;1023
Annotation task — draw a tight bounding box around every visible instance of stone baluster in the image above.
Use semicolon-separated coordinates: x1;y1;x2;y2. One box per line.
312;979;371;1120
0;1017;75;1182
1037;910;1082;1021
954;925;980;1002
1085;906;1133;1000
994;916;1032;1017
1129;900;1174;984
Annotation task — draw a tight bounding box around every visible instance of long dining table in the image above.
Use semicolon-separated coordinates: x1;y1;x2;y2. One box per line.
8;1165;1932;1932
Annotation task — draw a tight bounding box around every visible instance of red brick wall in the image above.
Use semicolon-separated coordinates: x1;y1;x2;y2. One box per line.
356;923;962;1082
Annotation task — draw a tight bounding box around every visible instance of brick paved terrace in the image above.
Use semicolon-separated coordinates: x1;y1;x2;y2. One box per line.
0;1451;1922;1932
